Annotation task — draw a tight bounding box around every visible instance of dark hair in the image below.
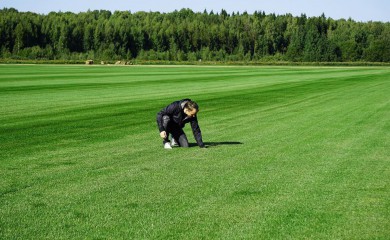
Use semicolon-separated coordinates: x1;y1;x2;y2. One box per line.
184;100;199;111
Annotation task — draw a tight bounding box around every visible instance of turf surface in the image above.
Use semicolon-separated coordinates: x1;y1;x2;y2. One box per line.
0;65;389;239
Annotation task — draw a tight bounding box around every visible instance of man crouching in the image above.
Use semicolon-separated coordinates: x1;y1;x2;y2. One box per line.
156;99;205;149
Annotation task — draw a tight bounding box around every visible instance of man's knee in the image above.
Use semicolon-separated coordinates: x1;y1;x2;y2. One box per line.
181;141;189;148
178;135;189;147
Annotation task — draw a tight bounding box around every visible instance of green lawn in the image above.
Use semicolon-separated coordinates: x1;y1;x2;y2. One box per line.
0;65;389;239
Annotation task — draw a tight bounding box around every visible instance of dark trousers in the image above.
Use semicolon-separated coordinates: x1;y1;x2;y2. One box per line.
162;115;189;147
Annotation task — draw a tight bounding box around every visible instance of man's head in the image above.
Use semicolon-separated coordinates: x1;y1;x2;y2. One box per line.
183;101;199;118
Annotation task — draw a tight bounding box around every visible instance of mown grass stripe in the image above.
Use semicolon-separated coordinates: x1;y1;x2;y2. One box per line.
0;65;389;239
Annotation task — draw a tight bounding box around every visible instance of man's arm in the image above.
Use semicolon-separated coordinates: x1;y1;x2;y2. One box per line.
190;117;205;148
156;110;166;132
156;101;177;132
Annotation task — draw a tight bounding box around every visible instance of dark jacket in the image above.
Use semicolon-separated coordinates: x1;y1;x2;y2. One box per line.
157;99;204;147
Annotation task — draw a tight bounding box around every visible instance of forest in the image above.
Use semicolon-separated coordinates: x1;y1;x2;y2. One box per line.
1;8;389;63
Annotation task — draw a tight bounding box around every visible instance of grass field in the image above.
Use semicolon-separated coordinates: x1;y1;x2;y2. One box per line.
0;64;389;239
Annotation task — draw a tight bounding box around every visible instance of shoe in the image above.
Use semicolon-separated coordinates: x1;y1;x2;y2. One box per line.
171;138;179;147
164;142;172;149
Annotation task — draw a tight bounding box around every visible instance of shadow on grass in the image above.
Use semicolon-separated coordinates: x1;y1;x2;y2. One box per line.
189;142;243;148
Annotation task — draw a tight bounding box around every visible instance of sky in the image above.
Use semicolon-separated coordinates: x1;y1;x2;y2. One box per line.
1;0;389;22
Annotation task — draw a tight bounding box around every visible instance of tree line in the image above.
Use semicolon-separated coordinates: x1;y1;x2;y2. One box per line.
1;8;389;62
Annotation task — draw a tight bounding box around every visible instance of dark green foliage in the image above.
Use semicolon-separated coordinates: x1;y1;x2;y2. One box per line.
1;8;389;62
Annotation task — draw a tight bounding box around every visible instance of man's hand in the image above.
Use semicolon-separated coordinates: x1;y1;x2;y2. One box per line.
160;131;167;139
